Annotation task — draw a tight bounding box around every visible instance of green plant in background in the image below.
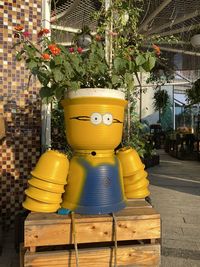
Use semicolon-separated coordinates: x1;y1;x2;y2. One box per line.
160;101;173;131
153;88;170;123
51;101;72;158
186;78;200;105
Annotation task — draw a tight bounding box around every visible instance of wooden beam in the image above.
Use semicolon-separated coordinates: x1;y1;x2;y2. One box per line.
147;10;200;35
51;24;82;33
138;0;173;32
158;23;200;37
159;46;200;57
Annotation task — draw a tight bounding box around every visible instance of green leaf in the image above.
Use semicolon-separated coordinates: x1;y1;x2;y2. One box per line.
135;55;146;66
70;81;80;91
16;50;25;61
54;55;63;65
37;70;50;86
111;74;120;85
53;68;64;82
27;60;37;69
124;73;134;90
63;61;73;77
39;86;53;99
148;56;156;71
55;86;64;101
113;57;127;72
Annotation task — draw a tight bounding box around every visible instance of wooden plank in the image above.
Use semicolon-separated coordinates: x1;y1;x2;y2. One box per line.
25;218;160;247
25;207;159;226
24;244;160;267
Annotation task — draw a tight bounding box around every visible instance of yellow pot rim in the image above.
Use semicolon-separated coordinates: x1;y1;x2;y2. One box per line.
23;197;60;212
30;170;67;185
62;97;127;107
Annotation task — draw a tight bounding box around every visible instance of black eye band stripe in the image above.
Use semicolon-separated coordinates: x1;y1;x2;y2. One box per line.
113;119;122;123
70;116;122;123
70;116;90;121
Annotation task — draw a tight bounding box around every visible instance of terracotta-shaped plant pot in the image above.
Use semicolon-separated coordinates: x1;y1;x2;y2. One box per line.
61;88;128;214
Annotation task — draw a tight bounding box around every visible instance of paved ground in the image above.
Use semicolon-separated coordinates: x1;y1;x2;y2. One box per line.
148;150;200;267
0;150;200;266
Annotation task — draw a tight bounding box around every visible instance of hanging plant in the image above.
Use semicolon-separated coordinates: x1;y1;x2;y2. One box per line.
153;89;170;123
186;78;200;105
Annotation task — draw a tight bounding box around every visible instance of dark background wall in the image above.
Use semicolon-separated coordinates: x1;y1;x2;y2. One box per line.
0;0;42;228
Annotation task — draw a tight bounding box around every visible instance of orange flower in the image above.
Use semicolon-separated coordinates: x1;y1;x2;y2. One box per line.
48;44;61;56
14;25;24;31
95;34;102;41
152;44;161;56
48;44;56;50
42;53;50;60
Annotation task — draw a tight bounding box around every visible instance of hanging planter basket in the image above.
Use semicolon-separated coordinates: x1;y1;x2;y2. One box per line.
191;34;200;48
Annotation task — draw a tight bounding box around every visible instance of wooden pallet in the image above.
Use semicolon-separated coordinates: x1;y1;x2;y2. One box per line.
22;199;161;267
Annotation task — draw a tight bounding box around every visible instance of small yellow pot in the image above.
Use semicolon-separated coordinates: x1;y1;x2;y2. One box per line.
25;186;62;204
125;187;150;199
123;170;148;186
31;150;69;185
22;196;60;212
28;177;65;193
124;178;149;193
62;89;127;150
116;147;144;176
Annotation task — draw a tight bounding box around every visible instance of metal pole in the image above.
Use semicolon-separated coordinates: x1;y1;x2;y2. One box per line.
105;0;112;68
41;0;51;152
173;85;175;130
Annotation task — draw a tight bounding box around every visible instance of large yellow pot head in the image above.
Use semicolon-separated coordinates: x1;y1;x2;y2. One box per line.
62;89;127;150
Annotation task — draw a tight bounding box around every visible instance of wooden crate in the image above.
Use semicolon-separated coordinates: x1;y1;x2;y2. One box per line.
22;200;161;267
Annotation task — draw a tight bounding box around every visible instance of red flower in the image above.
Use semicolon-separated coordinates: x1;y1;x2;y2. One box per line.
152;44;161;56
42;53;51;60
14;25;24;31
23;31;30;38
38;30;44;37
69;47;74;53
77;47;83;54
38;28;50;38
43;28;50;34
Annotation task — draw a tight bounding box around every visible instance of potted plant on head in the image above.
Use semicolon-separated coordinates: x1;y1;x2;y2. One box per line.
13;1;159;214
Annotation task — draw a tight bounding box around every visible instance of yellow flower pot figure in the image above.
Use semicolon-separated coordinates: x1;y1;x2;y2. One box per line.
59;89;128;214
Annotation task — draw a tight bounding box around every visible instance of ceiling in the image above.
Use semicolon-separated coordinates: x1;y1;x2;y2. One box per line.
50;0;200;76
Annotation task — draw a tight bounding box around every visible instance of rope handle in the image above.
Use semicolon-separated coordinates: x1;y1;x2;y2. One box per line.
112;213;118;267
71;212;79;267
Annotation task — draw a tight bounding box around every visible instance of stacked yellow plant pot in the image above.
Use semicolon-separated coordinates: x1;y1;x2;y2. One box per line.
23;150;69;212
116;147;150;199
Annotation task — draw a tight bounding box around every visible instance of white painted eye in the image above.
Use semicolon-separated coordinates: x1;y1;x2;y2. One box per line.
103;113;113;125
90;113;102;125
